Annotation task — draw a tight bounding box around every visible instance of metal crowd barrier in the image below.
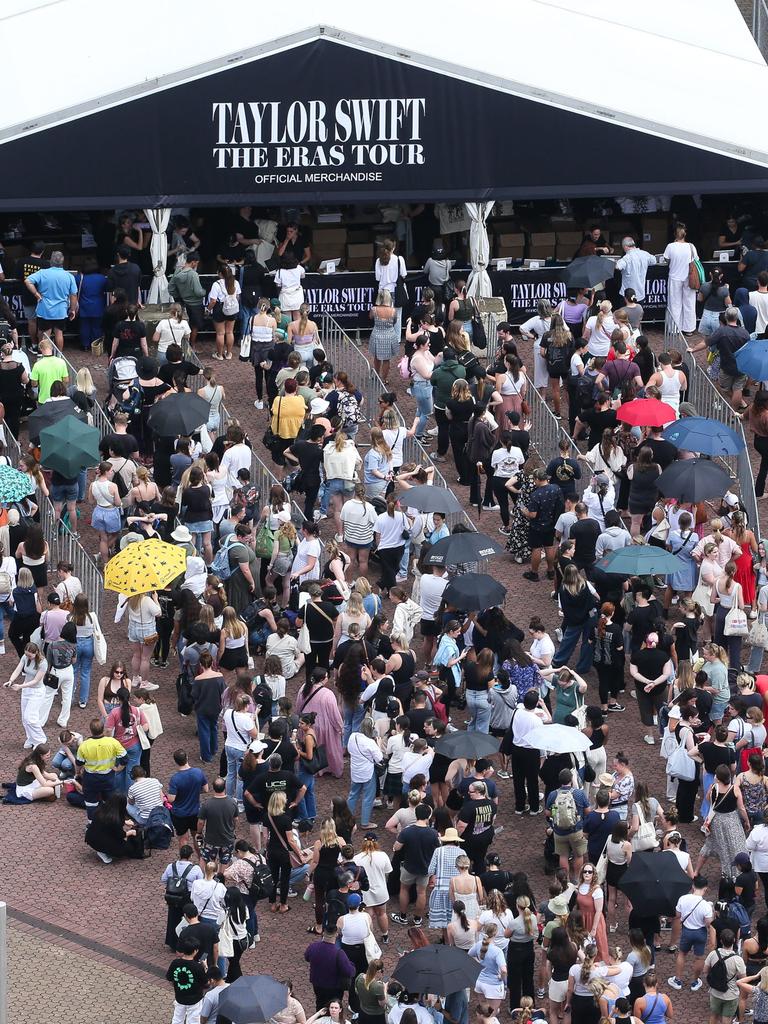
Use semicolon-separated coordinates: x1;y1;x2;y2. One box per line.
56;350;113;439
664;310;760;534
39;494;103;618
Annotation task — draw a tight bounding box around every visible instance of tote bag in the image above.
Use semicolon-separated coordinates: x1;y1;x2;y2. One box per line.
666;729;696;781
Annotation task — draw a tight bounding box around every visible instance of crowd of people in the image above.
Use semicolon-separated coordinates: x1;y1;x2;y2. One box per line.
5;215;768;1024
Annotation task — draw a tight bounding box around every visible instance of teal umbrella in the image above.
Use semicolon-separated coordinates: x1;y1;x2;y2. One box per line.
39;415;101;479
0;465;35;504
597;545;685;576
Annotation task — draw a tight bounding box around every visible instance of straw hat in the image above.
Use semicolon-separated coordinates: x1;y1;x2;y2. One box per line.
439;828;464;844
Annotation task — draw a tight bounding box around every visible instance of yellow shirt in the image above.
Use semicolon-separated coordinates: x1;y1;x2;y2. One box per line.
271;394;306;440
77;736;127;773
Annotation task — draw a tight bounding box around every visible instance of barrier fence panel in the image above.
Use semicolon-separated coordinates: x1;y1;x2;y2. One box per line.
524;381;587;496
57;350;113;439
664;310;760;535
39;493;102;618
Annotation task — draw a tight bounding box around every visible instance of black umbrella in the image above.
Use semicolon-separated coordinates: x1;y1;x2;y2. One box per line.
443;572;506;611
424;532;504;566
617;851;691;916
146;393;210;437
400;484;462;514
27;398;85;444
562;255;617;289
656;458;732;503
393;945;482;995
434;731;500;760
216;975;289;1024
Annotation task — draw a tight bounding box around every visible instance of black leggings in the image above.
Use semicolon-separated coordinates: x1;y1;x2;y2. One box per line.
434;408;450;456
267;849;291;905
491;476;511;527
596;665;623;705
153;612;174;664
755;434;768;498
377;545;404;590
305;641;332;683
506;941;535;1011
9;613;39;657
253;362;266;400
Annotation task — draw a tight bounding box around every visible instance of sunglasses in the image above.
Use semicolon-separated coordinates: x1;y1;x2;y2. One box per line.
583;869;594;875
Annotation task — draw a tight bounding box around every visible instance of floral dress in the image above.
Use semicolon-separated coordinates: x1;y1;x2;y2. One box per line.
506;471;535;562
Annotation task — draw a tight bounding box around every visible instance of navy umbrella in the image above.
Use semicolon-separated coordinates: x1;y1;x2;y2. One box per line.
443;572;506;611
216;976;288;1024
656;458;732;503
662;416;744;456
423;532;504;566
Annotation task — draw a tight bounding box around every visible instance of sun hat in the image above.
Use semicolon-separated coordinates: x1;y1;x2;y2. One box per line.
439;828;464;844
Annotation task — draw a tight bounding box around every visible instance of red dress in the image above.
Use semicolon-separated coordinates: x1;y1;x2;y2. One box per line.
733;543;757;607
576;886;609;963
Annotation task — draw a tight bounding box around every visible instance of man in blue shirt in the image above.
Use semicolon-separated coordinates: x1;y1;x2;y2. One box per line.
545;768;591;878
25;250;77;351
167;748;209;851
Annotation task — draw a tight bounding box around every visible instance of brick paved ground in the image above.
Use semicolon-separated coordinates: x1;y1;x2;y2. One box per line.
1;322;760;1023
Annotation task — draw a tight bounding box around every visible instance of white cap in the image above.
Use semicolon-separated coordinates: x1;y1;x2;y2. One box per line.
668;705;683;720
310;397;330;416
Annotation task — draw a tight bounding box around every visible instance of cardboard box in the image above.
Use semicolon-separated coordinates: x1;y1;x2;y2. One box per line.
313;228;348;246
556;231;583;259
529;232;556;259
346;258;372;272
346;243;374;261
497;233;525;248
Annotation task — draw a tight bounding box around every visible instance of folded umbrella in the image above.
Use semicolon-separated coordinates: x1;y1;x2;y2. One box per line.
562;255;616;289
146;392;210;437
434;731;500;760
616;397;677;428
216;976;289;1024
424;532;504;566
597;545;685;576
393;945;481;995
524;723;592;754
27;398;84;444
662;416;744;456
39;415;101;478
618;850;691;916
735;338;768;380
443;572;506;611
399;484;462;514
656;458;732;503
104;538;187;596
0;465;35;504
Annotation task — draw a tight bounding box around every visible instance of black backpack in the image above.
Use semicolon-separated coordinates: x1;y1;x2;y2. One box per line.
146;805;174;850
246;854;275;903
706;950;735;992
165;863;194;907
176;672;194;716
252;678;274;727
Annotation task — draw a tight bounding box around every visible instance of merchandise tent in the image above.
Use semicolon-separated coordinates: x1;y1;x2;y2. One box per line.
2;0;768;297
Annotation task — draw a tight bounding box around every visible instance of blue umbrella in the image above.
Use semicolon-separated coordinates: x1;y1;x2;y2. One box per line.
662;416;745;456
735;339;768;380
597;545;685;576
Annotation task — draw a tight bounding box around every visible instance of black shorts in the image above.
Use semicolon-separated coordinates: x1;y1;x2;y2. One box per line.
420;619;440;638
212;307;238;324
185;304;205;330
171;812;198;836
37;316;67;332
529;527;555;548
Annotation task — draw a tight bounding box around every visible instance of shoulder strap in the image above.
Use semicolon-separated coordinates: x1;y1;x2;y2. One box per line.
268;812;293;855
308;601;335;627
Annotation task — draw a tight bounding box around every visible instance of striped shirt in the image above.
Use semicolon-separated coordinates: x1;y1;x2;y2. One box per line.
340;498;378;545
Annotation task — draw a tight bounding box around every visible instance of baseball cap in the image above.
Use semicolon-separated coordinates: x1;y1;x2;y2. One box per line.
667;705;682;720
733;852;752;868
347;893;362;908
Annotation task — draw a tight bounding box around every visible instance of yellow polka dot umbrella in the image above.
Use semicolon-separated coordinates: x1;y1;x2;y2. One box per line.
104;538;187;596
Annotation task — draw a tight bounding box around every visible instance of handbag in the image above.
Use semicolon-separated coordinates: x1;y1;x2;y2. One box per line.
304;741;329;775
92;615;107;665
595;840;609;884
297;621;312;655
90;337;104;357
470;299;487;350
393;257;409;307
749;618;768;649
692;567;715;617
666;727;696;781
263;397;282;449
688;244;705;290
724;586;748;637
633;802;657;852
363;916;382;962
43;668;60;690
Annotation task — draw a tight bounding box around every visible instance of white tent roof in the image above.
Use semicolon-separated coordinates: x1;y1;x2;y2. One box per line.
3;0;768;167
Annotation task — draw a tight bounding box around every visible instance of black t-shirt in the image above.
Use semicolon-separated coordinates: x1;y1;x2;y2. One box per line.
627;604;662;649
644;438;678;471
741;249;768;290
233;214;259;242
266;810;295;856
631;647;669;687
305;600;339;644
113;319;146;357
251;769;301;809
736;869;758;908
166;957;208;1004
709;326;749;376
288;441;323;486
264;735;298;771
570;517;602;568
546;457;581;499
181;485;213;524
463;662;493;693
159;359;199;386
398;824;440;874
507;428;530;458
179;921;218;962
580;408;618;448
99;431;139;458
106;262;141;303
479;869;514;895
458;797;496;837
446;398;475;424
16;254;49;284
405;705;431;737
697;741;736;775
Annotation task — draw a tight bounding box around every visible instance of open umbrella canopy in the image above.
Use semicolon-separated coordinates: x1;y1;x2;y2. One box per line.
662;416;745;456
393;945;482;995
39;415;101;478
443;572;506;611
618;851;691;916
146;392;210;437
616;397;677;427
735;338;768;380
656;458;732;503
400;485;462;514
104;538;187;596
525;723;592;754
0;464;35;503
562;255;616;289
216;976;289;1024
27;398;84;444
434;731;500;760
424;532;504;566
597;545;685;576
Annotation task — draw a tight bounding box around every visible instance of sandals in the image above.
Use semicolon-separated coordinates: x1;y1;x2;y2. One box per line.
307;925;321;934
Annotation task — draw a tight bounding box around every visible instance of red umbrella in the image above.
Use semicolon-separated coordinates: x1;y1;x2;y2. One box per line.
616;397;677;427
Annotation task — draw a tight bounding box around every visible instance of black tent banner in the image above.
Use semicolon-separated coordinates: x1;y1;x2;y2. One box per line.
2;40;768;209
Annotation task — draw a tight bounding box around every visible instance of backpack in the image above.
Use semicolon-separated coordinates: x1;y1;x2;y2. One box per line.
727;899;752;940
253;522;275;560
165;863;194;907
706;950;736;992
574;371;597;409
251;678;274;726
0;571;12;597
210;535;244;581
545;340;571;377
145;804;174;850
115;385;142;417
221;290;239;316
0;320;13;345
551;788;578;830
246;854;276;903
176;672;194;716
112;460;131;500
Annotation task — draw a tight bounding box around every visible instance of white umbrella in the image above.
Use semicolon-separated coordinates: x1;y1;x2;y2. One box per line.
525;723;591;754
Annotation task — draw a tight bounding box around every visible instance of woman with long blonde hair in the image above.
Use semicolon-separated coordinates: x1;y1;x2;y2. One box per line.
364;427;393;503
468;923;507;1010
219;605;249;673
369;288;399;385
268;520;297;606
306;817;346;934
287;303;320;367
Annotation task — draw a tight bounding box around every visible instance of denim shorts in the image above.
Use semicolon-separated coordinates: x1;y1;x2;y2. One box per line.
92;506;122;533
680;925;707;955
326;478;355;497
51;481;78;503
188;520;213;534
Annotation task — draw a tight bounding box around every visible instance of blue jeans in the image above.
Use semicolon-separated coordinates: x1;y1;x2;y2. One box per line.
296;765;316;822
748;643;765;674
443;990;469;1024
75;635;94;704
290;864;310;888
52;749;76;778
226;744;245;802
347;774;376;825
0;599;12;641
553;621;595;675
399;541;411;578
197;713;219;762
343;705;365;748
77;468;88;503
412;381;433;436
116;745;142;794
466;689;492;732
700;770;715;817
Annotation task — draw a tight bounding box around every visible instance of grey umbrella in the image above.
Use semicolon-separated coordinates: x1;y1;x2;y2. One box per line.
216;976;289;1024
399;484;462;514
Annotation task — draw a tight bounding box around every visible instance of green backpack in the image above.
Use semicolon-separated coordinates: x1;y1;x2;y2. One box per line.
254;522;275;559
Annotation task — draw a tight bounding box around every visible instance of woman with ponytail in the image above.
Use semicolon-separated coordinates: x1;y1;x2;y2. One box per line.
448;899;478;950
504;895;538;1014
207;265;240;360
469;923;507;1010
105;686;148;794
591;602;625;713
353;833;392;943
287;303;320;367
373;495;412;596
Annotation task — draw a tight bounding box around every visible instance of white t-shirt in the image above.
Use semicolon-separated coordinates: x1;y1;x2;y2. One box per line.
555;510;577;539
190;878;228;924
675;892;713;929
750;290;768;333
223;709;256;752
208;279;242;304
530;635;555;665
570;352;585;377
374;510;409;550
375;255;407;298
512;707;542;748
584;315;616;356
420;574;448;621
292;537;321;580
663;240;698;281
155;317;191;355
491;445;524;478
383;427;407;468
520;315;551;340
275;266;306;291
220;443;252;490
